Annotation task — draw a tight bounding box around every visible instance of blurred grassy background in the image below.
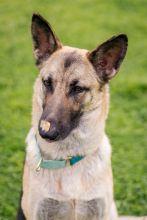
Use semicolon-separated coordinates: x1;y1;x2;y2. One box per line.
0;0;147;219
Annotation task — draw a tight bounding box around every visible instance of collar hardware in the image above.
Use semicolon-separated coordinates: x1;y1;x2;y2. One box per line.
36;158;43;172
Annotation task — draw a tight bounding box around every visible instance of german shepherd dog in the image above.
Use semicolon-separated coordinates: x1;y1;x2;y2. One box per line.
17;14;128;220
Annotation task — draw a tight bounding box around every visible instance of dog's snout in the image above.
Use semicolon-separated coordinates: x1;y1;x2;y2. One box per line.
39;119;60;141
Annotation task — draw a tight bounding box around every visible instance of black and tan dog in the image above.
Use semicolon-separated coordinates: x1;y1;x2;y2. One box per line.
17;14;128;220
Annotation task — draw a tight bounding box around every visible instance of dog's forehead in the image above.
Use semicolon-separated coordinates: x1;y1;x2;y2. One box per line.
41;46;95;81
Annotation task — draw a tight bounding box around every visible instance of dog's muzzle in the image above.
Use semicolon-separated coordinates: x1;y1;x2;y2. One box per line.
39;119;60;141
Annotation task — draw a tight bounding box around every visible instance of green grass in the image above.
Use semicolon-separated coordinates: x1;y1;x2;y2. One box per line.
0;0;147;219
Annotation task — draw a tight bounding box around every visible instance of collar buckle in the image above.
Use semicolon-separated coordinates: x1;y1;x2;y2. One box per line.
66;156;72;166
66;156;72;160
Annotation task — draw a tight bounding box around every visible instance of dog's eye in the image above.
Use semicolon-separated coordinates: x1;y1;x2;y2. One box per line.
69;86;89;96
43;78;53;92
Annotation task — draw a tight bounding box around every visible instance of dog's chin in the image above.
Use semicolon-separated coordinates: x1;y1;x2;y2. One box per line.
39;133;68;143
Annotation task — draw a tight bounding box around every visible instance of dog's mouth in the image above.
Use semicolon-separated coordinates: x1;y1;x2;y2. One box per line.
43;137;60;143
38;119;70;142
38;109;82;142
39;132;62;142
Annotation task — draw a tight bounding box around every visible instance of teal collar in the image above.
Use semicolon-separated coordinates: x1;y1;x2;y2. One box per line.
35;141;85;171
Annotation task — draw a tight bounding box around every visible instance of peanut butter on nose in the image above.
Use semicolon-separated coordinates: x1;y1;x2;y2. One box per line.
40;120;51;132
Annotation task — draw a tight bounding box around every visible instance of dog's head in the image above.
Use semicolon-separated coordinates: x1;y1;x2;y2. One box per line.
31;14;128;142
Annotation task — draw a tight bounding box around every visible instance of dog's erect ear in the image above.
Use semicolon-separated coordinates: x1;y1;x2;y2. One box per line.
88;34;128;82
31;14;62;66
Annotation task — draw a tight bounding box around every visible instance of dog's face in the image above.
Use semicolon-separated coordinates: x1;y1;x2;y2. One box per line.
31;14;128;142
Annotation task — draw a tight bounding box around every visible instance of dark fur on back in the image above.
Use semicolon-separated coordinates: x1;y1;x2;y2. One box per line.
16;191;26;220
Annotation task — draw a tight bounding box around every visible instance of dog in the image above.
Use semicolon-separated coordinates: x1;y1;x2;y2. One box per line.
17;13;128;220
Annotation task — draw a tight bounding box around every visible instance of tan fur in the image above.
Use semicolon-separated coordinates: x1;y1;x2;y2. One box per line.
21;14;128;220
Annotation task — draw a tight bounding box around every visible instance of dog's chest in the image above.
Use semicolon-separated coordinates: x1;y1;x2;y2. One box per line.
36;198;105;220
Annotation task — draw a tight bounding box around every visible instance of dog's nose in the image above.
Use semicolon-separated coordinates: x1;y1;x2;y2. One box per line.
39;120;60;141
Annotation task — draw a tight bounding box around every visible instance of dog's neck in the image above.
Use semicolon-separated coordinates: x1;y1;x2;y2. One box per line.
35;108;106;160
